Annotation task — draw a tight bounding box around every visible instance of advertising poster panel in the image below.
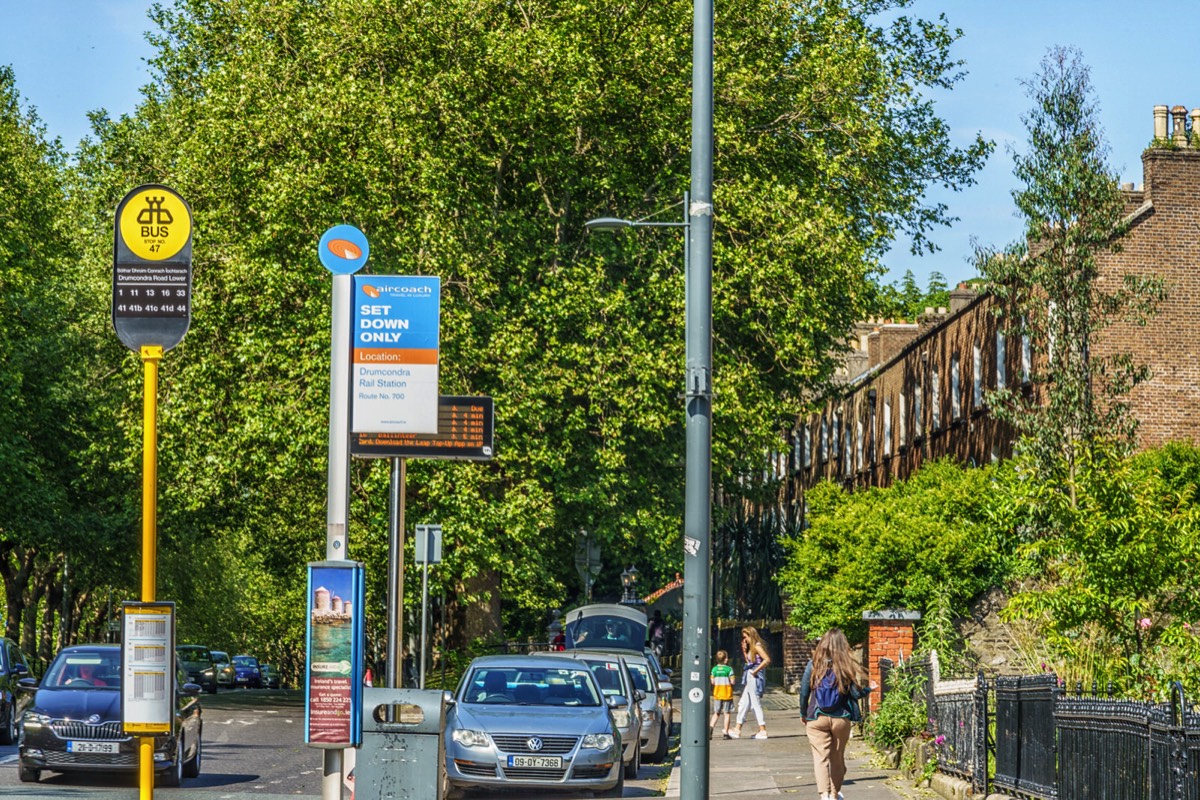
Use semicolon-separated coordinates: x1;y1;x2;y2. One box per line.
351;275;441;434
304;561;365;748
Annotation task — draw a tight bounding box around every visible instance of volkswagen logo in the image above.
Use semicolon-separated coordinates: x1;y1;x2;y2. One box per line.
87;714;102;725
526;737;544;752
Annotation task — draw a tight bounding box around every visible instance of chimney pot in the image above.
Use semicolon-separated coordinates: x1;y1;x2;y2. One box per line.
1173;106;1189;145
1121;182;1134;191
1192;109;1200;146
924;307;933;315
1154;105;1169;140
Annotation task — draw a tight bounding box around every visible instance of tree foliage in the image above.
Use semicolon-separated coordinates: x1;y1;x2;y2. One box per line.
781;460;1006;642
6;0;988;650
977;47;1163;499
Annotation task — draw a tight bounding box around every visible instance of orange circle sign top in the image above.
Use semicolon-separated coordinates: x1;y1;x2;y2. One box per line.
118;188;192;261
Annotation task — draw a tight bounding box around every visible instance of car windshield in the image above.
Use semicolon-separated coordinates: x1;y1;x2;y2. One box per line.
627;663;652;693
44;652;121;689
178;646;209;660
462;666;601;706
212;652;229;662
233;656;258;666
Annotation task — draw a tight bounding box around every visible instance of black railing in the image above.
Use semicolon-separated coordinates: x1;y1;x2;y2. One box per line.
907;661;1200;800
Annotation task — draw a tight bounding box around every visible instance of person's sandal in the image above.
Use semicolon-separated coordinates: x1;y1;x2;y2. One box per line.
728;729;740;738
753;731;769;739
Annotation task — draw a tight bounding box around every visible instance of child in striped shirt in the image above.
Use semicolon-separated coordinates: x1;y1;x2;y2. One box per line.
710;650;735;738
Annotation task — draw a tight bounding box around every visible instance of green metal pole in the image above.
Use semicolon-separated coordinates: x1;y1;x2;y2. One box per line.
680;0;713;794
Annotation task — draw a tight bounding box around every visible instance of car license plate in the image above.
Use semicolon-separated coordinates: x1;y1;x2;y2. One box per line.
508;755;562;769
67;741;119;754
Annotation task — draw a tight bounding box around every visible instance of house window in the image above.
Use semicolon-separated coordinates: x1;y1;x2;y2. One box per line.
832;411;841;461
899;391;907;446
820;416;829;463
856;418;864;470
843;416;852;476
951;354;962;420
973;342;983;406
996;330;1007;388
931;363;941;430
914;382;923;438
883;400;893;457
803;426;812;469
1022;331;1032;384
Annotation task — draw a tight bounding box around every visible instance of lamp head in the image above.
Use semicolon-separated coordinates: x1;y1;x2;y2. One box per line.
585;217;633;232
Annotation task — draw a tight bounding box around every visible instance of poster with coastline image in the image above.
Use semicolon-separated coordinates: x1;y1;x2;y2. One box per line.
304;561;365;747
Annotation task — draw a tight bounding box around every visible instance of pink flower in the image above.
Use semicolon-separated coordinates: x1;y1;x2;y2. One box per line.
1139;618;1152;629
1184;622;1192;631
934;735;946;746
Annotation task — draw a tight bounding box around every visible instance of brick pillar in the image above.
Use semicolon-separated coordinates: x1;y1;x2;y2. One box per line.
863;609;921;712
781;603;816;692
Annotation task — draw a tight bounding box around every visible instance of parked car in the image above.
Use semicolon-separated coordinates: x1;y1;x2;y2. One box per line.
1;637;36;745
17;643;203;786
624;650;674;762
562;650;644;778
443;654;624;798
564;603;647;653
259;662;281;689
232;655;262;688
211;650;234;687
176;644;218;694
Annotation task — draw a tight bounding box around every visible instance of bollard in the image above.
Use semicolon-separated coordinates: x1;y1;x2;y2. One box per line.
355;687;447;800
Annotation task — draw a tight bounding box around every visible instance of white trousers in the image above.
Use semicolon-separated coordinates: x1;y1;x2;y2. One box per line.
735;680;764;726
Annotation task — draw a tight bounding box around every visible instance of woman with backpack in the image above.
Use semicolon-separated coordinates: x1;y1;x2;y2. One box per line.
800;628;876;800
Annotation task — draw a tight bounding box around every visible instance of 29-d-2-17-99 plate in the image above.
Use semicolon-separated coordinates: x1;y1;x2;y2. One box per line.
67;741;120;754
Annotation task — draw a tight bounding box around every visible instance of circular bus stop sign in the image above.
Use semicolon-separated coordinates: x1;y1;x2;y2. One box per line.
112;184;194;352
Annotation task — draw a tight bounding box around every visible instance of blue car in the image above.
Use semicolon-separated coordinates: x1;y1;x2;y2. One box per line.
443;654;625;798
232;655;262;688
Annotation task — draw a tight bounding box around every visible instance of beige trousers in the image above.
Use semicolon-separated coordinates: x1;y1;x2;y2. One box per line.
806;714;852;796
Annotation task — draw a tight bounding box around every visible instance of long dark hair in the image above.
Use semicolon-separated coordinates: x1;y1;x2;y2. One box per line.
811;628;866;694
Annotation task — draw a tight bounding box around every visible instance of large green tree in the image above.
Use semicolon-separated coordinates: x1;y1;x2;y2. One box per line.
56;0;987;644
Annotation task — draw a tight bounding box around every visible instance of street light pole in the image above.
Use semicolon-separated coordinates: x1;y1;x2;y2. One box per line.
680;0;713;793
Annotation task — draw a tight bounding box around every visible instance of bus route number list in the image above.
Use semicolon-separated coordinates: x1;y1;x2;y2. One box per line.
114;263;190;318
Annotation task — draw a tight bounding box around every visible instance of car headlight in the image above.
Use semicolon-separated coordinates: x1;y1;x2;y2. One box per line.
451;728;490;748
581;733;615;750
22;711;53;726
611;708;630;728
641;709;656;723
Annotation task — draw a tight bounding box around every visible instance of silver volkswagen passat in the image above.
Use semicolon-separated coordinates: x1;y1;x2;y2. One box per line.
443;654;624;797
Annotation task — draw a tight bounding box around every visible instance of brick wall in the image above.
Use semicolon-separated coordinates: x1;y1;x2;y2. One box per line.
864;610;920;713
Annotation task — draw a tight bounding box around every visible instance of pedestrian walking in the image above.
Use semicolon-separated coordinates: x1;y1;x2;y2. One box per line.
709;649;735;738
729;625;770;739
800;628;876;800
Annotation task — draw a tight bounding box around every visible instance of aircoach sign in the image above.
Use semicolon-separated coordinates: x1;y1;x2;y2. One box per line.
351;275;441;434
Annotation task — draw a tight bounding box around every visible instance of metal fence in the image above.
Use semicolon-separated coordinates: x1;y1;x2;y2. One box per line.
901;657;1200;800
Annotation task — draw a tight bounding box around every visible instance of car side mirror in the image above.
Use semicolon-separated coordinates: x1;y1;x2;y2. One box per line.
443;690;456;707
635;690;647;703
657;681;674;695
180;682;203;696
17;676;39;691
12;662;29;676
607;695;629;708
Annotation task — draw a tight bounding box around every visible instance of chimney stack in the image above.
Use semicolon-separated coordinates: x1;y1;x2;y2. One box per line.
1154;105;1169;140
1173;106;1189;147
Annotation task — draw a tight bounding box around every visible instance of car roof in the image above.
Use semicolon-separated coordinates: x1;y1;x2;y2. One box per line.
565;603;648;625
467;653;589;668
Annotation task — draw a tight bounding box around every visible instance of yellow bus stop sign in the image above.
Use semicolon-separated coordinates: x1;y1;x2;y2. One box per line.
118;188;192;261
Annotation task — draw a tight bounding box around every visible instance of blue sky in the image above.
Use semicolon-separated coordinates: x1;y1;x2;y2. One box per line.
2;1;1198;289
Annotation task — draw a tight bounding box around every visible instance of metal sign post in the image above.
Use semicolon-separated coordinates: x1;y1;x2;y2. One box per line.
414;524;442;689
112;184;193;800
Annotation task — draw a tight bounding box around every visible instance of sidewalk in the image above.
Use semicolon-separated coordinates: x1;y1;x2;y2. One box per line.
662;691;936;800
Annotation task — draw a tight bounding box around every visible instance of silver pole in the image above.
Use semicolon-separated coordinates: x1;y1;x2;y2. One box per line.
419;557;430;689
680;0;714;793
386;457;406;688
323;272;353;800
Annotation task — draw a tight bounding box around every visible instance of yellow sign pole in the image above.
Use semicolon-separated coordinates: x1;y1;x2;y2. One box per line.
140;344;163;800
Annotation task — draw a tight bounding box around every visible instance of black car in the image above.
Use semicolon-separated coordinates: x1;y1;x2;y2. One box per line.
1;637;36;745
177;644;219;694
17;644;204;786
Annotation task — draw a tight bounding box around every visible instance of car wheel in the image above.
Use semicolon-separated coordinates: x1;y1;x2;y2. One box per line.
158;737;184;787
183;729;202;778
18;761;40;783
649;722;670;763
0;701;15;746
624;740;640;779
598;766;625;797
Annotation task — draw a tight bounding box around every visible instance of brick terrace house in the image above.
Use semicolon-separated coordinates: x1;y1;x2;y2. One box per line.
778;104;1200;688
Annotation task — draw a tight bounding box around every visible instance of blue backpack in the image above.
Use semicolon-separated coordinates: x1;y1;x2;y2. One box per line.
814;669;844;713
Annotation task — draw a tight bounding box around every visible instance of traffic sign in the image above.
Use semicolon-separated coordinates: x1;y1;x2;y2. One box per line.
112;184;193;352
351;396;494;460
